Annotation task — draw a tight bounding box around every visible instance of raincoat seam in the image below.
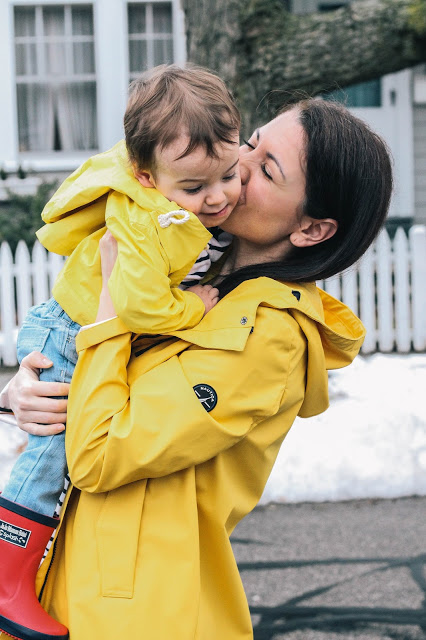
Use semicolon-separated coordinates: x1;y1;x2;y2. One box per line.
279;319;296;408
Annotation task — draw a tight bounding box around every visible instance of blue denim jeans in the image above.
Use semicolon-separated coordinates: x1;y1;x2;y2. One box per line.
2;298;80;516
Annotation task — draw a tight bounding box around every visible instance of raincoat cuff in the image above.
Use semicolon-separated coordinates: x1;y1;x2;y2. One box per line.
76;317;131;352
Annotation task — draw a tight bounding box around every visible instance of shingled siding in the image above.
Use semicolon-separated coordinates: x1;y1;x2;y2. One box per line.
414;105;426;225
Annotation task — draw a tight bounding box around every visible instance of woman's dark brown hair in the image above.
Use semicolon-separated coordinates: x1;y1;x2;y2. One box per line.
218;98;393;296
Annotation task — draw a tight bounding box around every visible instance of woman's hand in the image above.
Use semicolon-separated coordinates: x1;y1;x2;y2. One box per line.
96;230;119;322
6;351;69;435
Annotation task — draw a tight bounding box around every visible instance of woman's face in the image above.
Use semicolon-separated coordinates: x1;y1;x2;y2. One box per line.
220;109;307;256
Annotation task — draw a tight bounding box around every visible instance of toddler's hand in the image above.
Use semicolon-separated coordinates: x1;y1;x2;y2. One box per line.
99;230;118;284
187;284;219;315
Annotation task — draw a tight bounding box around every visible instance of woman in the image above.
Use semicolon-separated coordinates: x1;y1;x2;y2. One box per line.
1;99;392;640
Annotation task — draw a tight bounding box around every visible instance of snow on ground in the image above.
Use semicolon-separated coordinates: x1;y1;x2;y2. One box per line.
1;354;425;503
260;353;426;503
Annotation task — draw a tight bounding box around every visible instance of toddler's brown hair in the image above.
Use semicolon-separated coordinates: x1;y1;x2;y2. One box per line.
124;64;241;175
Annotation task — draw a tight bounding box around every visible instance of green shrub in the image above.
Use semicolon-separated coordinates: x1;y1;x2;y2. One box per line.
0;181;57;254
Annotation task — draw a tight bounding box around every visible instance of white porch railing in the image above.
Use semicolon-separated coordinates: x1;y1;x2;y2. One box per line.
1;225;426;365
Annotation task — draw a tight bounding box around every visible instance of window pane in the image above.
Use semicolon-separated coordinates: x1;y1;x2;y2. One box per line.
346;80;381;107
153;39;173;66
129;40;148;73
72;6;94;36
45;43;66;75
16;84;30;151
128;5;146;34
73;42;95;74
14;7;36;37
324;79;381;108
43;7;65;36
56;82;98;150
17;83;53;152
153;4;172;33
15;43;37;76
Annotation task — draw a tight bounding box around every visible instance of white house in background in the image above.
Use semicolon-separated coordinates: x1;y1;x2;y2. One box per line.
0;0;425;228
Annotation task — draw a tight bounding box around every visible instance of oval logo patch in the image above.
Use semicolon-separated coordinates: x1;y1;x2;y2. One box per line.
193;384;218;412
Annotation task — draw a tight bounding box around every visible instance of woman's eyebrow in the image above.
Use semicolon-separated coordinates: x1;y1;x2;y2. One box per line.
257;129;286;180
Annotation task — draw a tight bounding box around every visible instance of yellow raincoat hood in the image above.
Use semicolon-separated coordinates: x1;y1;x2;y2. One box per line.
36;140;157;256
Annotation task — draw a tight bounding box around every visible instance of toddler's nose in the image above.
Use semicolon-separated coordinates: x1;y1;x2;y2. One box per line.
205;185;226;208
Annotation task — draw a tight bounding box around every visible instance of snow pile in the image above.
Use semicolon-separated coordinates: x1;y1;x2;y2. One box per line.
1;354;425;503
260;353;426;503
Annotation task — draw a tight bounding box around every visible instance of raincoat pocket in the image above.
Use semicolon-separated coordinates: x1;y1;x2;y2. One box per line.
96;480;147;598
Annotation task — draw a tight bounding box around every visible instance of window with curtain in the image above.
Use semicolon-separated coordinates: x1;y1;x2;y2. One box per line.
128;2;173;80
14;4;98;152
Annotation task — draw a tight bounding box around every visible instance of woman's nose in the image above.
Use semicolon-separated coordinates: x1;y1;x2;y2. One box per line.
238;157;250;185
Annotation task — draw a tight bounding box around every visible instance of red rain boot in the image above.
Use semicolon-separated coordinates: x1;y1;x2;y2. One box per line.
0;495;69;640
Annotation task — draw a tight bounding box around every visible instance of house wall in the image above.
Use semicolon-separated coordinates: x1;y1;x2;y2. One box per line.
413;104;426;225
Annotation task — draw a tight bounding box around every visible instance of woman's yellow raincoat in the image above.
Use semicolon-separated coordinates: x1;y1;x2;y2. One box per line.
32;277;365;640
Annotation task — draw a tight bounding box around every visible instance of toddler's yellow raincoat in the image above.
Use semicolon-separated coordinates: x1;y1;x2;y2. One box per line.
36;141;211;332
30;277;365;640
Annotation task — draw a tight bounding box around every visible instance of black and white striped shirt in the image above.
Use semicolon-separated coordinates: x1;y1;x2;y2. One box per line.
179;228;232;289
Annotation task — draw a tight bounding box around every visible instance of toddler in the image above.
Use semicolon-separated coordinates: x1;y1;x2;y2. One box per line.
0;64;240;640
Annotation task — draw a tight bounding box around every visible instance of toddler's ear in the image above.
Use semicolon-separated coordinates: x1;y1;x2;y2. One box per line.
134;169;155;188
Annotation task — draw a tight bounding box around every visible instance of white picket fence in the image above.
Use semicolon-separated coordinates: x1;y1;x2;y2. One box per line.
0;225;426;365
0;241;65;366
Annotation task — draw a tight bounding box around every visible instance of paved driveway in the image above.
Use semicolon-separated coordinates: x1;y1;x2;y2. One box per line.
232;498;426;639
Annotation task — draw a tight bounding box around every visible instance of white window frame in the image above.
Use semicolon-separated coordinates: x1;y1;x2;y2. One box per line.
0;0;185;173
14;3;98;154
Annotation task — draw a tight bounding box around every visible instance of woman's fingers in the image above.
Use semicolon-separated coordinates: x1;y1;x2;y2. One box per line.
31;381;70;399
8;350;70;433
18;421;66;436
19;395;68;414
20;350;53;373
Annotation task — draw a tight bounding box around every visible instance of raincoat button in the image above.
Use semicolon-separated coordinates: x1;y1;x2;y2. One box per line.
240;316;248;325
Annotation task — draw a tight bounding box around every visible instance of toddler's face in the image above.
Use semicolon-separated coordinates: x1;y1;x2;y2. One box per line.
135;134;241;228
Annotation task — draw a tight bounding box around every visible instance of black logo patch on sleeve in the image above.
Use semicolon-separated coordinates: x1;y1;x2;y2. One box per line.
193;384;218;412
0;519;31;548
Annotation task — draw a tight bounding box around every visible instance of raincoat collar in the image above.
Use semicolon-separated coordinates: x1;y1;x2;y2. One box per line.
171;277;365;362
